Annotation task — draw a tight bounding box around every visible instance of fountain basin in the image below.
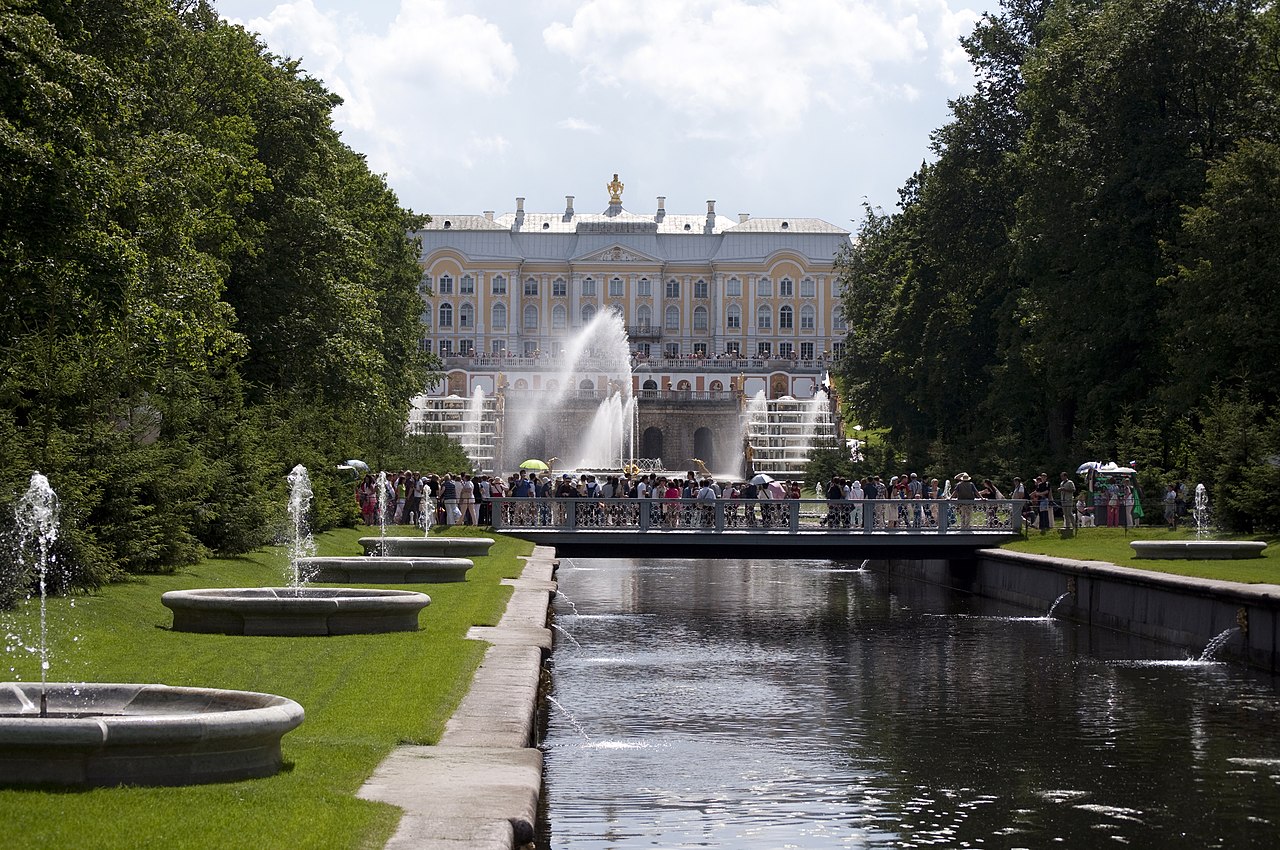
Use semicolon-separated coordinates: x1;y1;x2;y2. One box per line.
299;556;473;584
358;536;494;557
161;588;431;636
0;683;303;787
1130;540;1267;560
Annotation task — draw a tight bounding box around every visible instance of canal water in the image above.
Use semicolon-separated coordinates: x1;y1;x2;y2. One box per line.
537;557;1280;848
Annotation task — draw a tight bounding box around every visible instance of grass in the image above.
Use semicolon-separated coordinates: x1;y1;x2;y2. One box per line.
0;524;532;849
1002;525;1280;584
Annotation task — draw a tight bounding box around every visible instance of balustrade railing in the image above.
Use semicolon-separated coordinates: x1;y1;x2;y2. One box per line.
491;498;1025;535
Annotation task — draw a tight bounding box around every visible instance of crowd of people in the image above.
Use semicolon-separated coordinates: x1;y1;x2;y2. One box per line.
357;467;1138;533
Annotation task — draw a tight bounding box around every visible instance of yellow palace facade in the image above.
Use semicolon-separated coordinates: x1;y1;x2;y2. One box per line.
415;176;852;400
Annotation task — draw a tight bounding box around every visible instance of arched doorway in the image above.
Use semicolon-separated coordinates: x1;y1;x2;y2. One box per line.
642;379;658;391
693;427;715;471
641;427;664;463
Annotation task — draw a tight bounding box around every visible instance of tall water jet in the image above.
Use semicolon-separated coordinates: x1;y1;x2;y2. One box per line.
1193;484;1211;539
286;464;316;590
13;473;58;716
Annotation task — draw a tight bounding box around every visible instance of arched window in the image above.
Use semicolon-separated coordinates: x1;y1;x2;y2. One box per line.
552;304;567;329
693;305;708;330
439;303;453;327
460;274;475;294
756;305;771;329
491;302;507;329
439;274;454;294
642;379;658;390
800;305;815;330
581;303;597;324
554;277;568;297
664;305;680;330
676;380;692;391
610;277;624;296
578;277;592;296
726;304;741;329
800;277;816;298
491;275;507;295
756;277;771;297
833;308;847;331
420;307;432;327
637;304;652;328
779;277;794;297
779;305;793;330
459;303;474;328
578;379;594;390
523;304;538;329
726;276;742;297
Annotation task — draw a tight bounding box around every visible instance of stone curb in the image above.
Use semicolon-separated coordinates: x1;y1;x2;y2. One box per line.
359;545;557;849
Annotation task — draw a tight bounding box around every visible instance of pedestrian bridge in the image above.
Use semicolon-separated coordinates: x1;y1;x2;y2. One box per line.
490;497;1026;558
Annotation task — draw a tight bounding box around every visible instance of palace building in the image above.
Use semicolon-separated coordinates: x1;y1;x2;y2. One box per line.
412;176;851;475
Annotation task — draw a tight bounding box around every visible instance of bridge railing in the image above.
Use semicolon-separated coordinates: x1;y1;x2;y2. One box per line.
491;498;1026;534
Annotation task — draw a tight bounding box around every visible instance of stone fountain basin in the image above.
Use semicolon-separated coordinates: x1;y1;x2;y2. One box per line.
0;682;304;787
358;536;494;557
299;556;472;584
161;587;431;636
1130;540;1267;560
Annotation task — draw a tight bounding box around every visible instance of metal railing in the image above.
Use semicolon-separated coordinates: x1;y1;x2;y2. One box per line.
491;497;1025;534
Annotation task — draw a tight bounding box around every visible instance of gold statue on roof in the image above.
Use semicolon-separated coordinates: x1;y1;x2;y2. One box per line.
607;173;624;204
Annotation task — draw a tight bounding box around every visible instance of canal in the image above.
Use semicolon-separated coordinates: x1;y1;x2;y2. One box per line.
536;557;1280;848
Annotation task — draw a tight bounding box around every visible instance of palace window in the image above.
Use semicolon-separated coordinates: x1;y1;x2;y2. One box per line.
459;339;474;356
756;305;771;329
800;342;815;360
726;277;742;297
523;341;537;356
581;303;597;324
438;274;454;295
439;303;453;327
492;302;507;329
832;341;846;357
779;342;794;358
418;274;432;295
757;277;771;297
524;277;538;296
554;277;568;297
757;341;772;358
693;305;708;330
694;279;708;299
779;277;794;297
800;277;816;298
459;303;474;328
491;275;507;295
491;339;506;355
666;278;680;298
420;307;431;327
693;343;707;357
523;304;538;329
664;342;680;358
637;304;652;328
460;275;475;295
779;305;793;330
664;305;680;330
418;337;431;352
438;339;453;356
552;304;567;329
833;308;847;331
800;305;815;330
725;341;740;356
638;277;652;297
609;277;624;297
726;304;741;329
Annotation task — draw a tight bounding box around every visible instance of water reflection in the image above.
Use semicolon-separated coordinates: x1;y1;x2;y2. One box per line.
538;558;1280;849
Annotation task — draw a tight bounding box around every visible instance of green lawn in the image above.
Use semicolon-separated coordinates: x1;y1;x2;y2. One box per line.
0;525;532;850
1002;526;1280;584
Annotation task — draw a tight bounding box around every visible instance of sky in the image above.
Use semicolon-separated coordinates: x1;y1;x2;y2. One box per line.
213;0;1001;232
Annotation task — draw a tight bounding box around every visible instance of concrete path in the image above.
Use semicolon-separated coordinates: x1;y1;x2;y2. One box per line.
359;546;557;849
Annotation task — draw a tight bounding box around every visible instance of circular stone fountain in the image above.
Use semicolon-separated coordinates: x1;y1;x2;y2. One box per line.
161;587;431;636
298;556;472;584
358;536;494;557
0;682;304;787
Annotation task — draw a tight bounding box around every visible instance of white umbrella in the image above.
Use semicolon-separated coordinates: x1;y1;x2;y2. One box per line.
751;473;775;485
1099;462;1136;474
1076;461;1102;474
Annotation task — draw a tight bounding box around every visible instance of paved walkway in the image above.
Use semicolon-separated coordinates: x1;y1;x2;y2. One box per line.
358;546;556;849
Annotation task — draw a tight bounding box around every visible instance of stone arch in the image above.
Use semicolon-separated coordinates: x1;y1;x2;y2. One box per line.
693;427;715;470
709;380;723;392
642;379;658;391
578;379;594;391
641;426;664;461
676;379;692;391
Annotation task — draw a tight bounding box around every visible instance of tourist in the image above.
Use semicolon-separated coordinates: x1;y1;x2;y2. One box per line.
1033;474;1053;533
1164;483;1178;530
393;473;407;525
477;474;491;525
1058;472;1076;530
459;473;477;526
952;472;979;529
441;474;459;525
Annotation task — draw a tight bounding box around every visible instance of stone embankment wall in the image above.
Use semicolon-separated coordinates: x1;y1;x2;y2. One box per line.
883;550;1280;671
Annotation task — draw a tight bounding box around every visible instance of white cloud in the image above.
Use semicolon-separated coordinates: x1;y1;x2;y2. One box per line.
240;0;517;176
558;117;603;134
541;0;970;136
